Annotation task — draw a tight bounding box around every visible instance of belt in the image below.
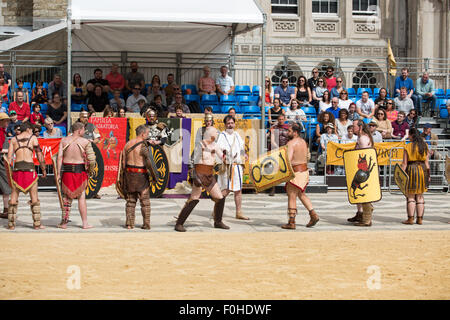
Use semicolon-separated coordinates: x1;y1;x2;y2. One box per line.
195;164;214;175
13;161;35;172
408;161;425;165
62;164;86;173
292;163;308;173
126;167;147;173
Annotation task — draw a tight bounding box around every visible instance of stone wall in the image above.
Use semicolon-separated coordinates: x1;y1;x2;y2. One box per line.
1;0;34;26
33;0;67;30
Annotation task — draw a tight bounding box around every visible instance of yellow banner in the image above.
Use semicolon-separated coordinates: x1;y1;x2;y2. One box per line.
128;117;146;140
326;141;405;166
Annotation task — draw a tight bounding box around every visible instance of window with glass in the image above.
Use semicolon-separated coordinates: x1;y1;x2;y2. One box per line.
312;0;338;14
353;0;378;15
271;0;299;15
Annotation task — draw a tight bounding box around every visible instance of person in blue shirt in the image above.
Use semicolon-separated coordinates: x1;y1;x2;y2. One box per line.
274;76;295;107
326;97;341;119
394;68;420;114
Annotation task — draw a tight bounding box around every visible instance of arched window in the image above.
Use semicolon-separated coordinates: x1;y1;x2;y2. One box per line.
271;60;303;87
352;61;383;89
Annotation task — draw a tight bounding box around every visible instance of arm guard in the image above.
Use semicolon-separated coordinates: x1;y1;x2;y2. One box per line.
139;141;157;180
85;143;97;176
34;145;46;173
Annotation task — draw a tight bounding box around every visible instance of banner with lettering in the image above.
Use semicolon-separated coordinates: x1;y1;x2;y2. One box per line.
89;117;128;187
326;141;406;166
34;138;61;165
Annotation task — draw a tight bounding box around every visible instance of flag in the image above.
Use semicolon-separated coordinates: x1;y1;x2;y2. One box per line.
387;39;397;77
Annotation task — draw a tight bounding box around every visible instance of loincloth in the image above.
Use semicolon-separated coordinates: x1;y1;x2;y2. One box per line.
286;168;309;193
193;164;217;192
12;161;38;194
124;169;150;194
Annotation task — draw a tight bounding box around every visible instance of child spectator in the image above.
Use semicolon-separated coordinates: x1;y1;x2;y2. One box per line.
6;111;21;137
30;104;45;126
30;81;48;107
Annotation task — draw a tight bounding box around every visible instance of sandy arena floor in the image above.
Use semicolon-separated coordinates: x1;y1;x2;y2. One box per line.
1;231;448;300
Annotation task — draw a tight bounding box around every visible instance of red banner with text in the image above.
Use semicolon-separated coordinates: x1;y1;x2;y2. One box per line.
34;138;61;165
89;117;127;187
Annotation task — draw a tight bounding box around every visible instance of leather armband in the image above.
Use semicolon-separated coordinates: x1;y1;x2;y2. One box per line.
85;143;97;176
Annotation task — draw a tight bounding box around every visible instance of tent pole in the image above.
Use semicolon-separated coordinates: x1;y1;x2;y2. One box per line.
260;13;267;155
67;0;72;132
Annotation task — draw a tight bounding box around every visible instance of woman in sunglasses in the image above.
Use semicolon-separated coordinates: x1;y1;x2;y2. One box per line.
374;108;392;139
385;99;398;122
338;90;353;110
374;88;389;110
330;77;345;99
312;77;327;110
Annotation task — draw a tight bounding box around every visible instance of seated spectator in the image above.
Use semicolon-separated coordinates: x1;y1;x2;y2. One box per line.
88;84;110;113
335;109;351;140
324;66;337;92
9;91;30;122
405;109;419;129
0;63;12;87
285;99;306;125
215;66;235;97
338;90;352;110
124;61;146;99
264;76;274;106
312;77;327;110
391;111;409;141
47;92;68;127
198;66;216;97
295;76;312;107
416;72;437;116
386;99;398;121
316;111;335;144
330;77;345;99
394;87;414;114
33;124;41;138
105;64;125;92
31;80;48;107
167;93;190;114
6;111;21;137
394;67;419;110
151;75;161;86
48;74;67;104
369;119;383;143
87;68;109;94
274;76;294;107
13;79;29;103
374;88;389;110
109;89;125;112
348;102;360;121
137;99;148;116
146;82;167;106
326;97;341;119
320;123;338;175
13;123;21;137
30;104;45;126
149;94;167;118
43;117;63;138
0;76;8;103
341;125;357;144
267;114;290;151
116;107;126;118
319;90;331;114
307;68;320;92
164;73;178;105
204;106;213;116
126;84;147;113
356;91;375;119
228;107;236;117
171;105;186;119
268;98;285;126
374;108;392;139
71;73;87;104
103;106;114;118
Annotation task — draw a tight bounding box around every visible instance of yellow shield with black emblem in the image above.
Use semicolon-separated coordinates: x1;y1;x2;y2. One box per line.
343;148;381;204
250;146;294;193
394;164;409;197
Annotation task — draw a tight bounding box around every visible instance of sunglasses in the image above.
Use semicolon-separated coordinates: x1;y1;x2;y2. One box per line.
377;113;384;115
387;102;393;104
133;88;140;90
282;81;288;83
340;92;347;95
337;81;342;83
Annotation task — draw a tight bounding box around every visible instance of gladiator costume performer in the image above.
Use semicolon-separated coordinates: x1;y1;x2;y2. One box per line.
7;122;46;230
175;127;229;232
59;136;96;226
145;109;168;145
0;112;11;219
120;125;155;229
78;111;100;143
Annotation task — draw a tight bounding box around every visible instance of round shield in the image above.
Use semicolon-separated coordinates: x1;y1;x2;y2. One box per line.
86;143;104;199
149;145;169;198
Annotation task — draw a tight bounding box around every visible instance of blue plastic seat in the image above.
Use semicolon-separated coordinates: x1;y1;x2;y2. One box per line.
301;106;317;117
71;103;86;112
219;95;236;105
435;88;445;99
446;89;450;99
55;126;67;136
439;105;448;119
201;95;219;110
235;85;251;96
363;117;372;124
184;94;200;105
347;88;356;99
181;84;198;95
243;105;261;115
357;88;373;98
43;82;48;90
238;95;252;107
23;82;32;90
252;85;261;96
373;88;380;98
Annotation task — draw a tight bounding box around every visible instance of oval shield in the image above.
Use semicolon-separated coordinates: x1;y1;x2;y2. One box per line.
86;143;104;199
149;145;169;198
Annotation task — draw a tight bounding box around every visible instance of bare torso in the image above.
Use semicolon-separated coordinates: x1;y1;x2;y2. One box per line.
123;138;145;167
60;135;90;164
356;134;372;149
8;133;39;163
197;141;222;166
287;137;307;166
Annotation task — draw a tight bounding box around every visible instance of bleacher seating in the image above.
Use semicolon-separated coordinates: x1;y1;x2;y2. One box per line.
184;94;200;105
219;95;237;113
55;126;67;136
39;103;48;117
71;103;87;112
234;85;251;96
43;82;48;90
243;105;260;115
347;88;356;100
181;84;197;95
356;88;372;98
200;94;218;111
252;85;260;96
435;88;445;99
446;89;450;99
304;118;318;141
301;106;317;117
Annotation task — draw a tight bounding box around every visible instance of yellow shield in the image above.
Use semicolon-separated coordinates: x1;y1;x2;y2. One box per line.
394;164;409;197
343;148;382;204
250;146;294;193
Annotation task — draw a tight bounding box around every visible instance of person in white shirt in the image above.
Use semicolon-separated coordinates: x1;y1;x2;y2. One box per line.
341;125;358;144
356;91;375;119
319;90;331;114
285;99;306;126
215;66;235;96
369;119;383;143
216;115;248;220
335;109;351;139
338;90;353;110
320;123;339;175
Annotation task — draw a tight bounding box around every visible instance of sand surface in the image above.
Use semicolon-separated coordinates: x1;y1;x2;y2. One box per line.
0;231;449;300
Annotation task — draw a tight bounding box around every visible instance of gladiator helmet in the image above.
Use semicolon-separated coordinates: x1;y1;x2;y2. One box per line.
204;113;214;126
146;108;158;124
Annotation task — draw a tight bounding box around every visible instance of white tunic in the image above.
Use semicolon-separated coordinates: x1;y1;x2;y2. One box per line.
216;130;245;191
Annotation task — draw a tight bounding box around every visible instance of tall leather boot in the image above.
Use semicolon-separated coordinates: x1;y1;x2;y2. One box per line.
416;201;425;225
347;211;363;223
213;198;229;229
30;201;43;229
402;200;416;225
125;196;137;229
7;202;17;230
140;196;151;230
354;203;373;227
175;199;199;232
281;208;297;229
306;209;319;228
